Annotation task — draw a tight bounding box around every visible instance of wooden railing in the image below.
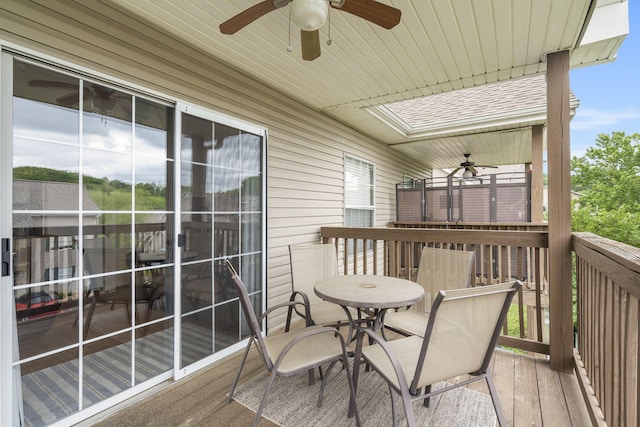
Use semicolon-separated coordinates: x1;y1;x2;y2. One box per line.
389;221;549;232
573;232;640;427
320;224;550;354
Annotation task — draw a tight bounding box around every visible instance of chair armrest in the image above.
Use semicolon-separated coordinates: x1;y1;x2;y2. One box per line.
260;300;311;325
354;329;413;393
286;291;314;329
289;290;311;306
273;326;348;369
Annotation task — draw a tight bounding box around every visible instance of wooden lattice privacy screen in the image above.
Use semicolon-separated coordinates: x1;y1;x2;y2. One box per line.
396;173;532;223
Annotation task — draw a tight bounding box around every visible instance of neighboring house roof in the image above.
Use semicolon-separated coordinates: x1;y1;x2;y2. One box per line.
381;75;578;130
376;75;580;169
13;180;100;211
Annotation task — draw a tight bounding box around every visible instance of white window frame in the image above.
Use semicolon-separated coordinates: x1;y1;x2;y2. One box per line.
344;155;375;227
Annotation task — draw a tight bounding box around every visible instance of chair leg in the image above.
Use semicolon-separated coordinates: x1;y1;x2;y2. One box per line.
398;387;417;427
389;383;397;427
349;332;365;418
317;360;338;406
83;298;97;339
423;384;432;407
254;368;279;427
341;349;362;427
124;302;132;325
145;287;157;322
227;340;253;404
485;371;507;427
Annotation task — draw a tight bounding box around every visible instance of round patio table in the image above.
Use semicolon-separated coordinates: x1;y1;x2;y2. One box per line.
315;274;424;340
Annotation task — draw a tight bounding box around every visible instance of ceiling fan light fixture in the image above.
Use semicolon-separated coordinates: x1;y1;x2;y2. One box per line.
291;0;328;31
462;168;474;179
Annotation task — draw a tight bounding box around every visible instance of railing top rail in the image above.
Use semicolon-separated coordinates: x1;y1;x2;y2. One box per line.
321;226;548;248
389;221;549;228
573;232;640;268
573;232;640;297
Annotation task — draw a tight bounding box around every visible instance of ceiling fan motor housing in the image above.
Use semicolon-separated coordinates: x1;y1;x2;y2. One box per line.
291;0;328;31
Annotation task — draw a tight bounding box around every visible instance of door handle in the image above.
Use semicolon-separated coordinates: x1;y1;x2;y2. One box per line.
2;238;10;277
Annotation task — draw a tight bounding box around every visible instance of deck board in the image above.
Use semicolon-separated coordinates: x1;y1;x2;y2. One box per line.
88;346;591;427
558;368;593;426
513;353;542;426
492;350;515;425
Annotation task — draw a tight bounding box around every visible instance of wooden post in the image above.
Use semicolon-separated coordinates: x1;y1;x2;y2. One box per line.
546;50;573;372
530;124;544;222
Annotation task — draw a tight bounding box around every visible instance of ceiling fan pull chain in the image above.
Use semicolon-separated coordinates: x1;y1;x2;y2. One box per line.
287;5;293;52
326;2;332;46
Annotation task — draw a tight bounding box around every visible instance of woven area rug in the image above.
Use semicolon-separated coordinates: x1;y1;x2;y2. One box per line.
232;364;498;426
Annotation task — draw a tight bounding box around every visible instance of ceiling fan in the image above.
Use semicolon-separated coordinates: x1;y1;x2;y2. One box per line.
28;80;131;116
219;0;401;61
447;153;498;179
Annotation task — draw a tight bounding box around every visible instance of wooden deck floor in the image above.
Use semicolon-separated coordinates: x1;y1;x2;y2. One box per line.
87;344;591;427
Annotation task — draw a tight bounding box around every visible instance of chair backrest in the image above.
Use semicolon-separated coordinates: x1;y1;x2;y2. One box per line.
411;281;521;391
225;259;273;370
289;243;338;305
413;247;475;313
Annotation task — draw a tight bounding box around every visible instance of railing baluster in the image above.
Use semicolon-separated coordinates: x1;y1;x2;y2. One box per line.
352;239;357;275
534;247;543;343
343;238;348;275
362;238;368;274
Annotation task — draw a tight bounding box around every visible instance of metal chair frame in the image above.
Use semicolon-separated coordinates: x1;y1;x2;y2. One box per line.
225;259;361;427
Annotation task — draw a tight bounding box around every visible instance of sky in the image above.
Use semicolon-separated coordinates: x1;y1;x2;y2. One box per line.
569;1;640;158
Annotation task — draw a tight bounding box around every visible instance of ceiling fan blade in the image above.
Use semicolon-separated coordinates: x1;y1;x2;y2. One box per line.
56;92;81;106
219;1;282;35
448;167;462;178
28;80;78;90
469;166;479;176
301;30;321;61
475;165;498;169
116;99;133;117
332;0;401;29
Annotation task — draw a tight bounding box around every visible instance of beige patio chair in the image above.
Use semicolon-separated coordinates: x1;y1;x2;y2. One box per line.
383;246;474;337
224;259;361;427
351;280;521;427
286;243;355;336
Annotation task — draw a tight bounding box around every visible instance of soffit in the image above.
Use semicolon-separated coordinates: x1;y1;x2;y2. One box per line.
105;0;627;168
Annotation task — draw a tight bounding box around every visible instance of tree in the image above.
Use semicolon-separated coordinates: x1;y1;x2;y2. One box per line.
571;131;640;247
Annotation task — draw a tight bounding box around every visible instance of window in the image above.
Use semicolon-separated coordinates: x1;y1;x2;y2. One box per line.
345;156;374;227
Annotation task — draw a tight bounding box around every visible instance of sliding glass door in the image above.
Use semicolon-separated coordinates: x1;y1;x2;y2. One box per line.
1;53;266;425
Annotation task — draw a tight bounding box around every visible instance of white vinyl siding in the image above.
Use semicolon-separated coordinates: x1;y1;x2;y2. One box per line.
0;1;430;332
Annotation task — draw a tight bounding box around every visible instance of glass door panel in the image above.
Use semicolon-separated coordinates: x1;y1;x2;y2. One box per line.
179;112;264;368
10;58;175;425
180;113;215;367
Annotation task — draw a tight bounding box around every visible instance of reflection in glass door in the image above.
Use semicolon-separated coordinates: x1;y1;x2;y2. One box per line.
179;108;265;372
3;54;266;426
8;57;175;426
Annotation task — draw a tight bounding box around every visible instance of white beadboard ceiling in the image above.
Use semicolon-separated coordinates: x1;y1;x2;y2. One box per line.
108;0;628;169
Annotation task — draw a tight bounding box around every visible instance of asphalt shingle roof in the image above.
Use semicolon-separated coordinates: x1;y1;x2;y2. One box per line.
384;75;575;129
13;180;99;211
